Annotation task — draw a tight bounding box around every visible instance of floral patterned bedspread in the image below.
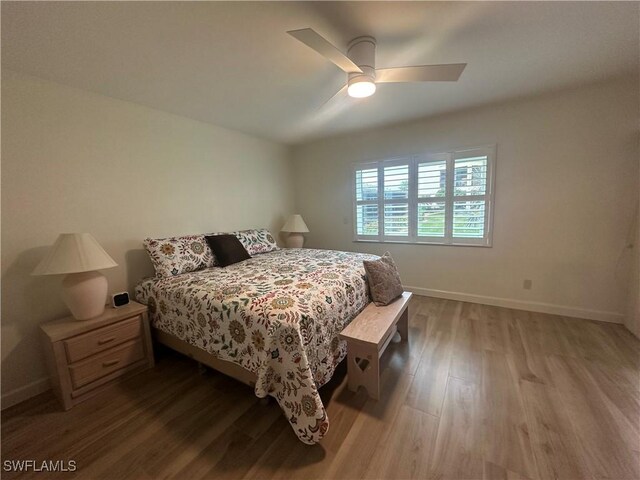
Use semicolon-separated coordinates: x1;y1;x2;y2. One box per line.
135;248;376;444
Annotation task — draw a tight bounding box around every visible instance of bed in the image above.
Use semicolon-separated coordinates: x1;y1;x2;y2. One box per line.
135;246;376;444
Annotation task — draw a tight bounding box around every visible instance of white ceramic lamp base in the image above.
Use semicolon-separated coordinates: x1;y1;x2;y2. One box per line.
285;233;305;248
61;271;109;321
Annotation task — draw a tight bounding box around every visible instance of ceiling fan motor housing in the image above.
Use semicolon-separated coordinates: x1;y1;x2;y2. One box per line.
347;36;376;86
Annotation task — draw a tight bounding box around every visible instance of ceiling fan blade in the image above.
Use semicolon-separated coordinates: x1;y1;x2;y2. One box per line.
287;28;363;74
376;64;466;83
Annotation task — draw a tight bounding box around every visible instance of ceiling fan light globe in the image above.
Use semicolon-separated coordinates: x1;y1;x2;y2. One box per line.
347;79;376;98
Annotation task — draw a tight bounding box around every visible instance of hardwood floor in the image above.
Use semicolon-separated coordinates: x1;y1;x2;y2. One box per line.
3;296;639;479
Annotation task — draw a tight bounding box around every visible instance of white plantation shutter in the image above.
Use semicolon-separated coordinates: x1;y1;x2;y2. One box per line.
353;146;494;246
452;154;490;240
383;164;409;238
355;167;379;236
417;156;447;239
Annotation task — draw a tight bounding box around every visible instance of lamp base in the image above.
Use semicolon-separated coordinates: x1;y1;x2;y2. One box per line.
285;233;305;248
61;271;108;321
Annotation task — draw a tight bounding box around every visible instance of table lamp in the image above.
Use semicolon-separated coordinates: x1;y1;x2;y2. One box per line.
281;214;309;248
32;233;118;320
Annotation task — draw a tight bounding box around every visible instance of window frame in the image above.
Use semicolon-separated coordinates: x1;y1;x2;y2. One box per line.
352;145;496;247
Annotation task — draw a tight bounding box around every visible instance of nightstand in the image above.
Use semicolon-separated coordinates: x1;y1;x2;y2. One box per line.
40;301;154;410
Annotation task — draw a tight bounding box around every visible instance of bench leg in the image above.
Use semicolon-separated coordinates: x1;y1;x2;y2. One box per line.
397;308;409;343
346;343;380;400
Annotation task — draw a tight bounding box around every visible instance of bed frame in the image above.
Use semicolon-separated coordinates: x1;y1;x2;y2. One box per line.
154;329;258;387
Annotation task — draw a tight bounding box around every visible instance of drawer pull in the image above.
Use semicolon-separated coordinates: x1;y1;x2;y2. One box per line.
97;336;116;345
102;359;120;367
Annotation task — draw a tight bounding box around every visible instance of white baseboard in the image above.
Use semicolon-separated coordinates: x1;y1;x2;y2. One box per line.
404;286;624;324
1;377;50;410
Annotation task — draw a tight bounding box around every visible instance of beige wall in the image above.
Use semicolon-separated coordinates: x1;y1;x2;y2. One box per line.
292;76;639;323
1;70;294;405
625;218;640;338
624;150;640;338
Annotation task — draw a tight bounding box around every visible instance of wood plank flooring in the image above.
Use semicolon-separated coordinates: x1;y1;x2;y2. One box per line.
3;296;639;479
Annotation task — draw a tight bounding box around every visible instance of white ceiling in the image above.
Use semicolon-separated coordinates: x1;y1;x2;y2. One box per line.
2;1;638;144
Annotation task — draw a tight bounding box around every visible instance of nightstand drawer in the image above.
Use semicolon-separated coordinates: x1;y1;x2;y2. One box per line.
68;339;145;389
64;315;142;363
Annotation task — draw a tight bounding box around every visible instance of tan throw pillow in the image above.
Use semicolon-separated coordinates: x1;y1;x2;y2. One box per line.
363;252;404;306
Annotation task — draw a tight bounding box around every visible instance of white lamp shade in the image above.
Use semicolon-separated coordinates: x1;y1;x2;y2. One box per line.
281;214;309;233
32;233;118;276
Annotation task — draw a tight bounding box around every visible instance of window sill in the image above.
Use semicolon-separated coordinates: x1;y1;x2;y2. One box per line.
353;239;492;248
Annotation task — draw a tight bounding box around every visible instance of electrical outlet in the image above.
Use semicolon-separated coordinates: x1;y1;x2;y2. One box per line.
523;279;532;290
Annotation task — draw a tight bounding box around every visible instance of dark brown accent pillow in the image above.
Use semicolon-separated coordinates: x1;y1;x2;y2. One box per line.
363;252;404;306
205;234;251;267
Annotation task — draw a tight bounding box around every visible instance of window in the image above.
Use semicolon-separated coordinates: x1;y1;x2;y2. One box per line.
353;146;495;246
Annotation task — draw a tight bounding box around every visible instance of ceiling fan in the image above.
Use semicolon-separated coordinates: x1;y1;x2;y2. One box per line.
287;28;466;102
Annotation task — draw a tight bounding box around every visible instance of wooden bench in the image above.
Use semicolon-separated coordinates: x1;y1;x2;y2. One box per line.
339;291;412;399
